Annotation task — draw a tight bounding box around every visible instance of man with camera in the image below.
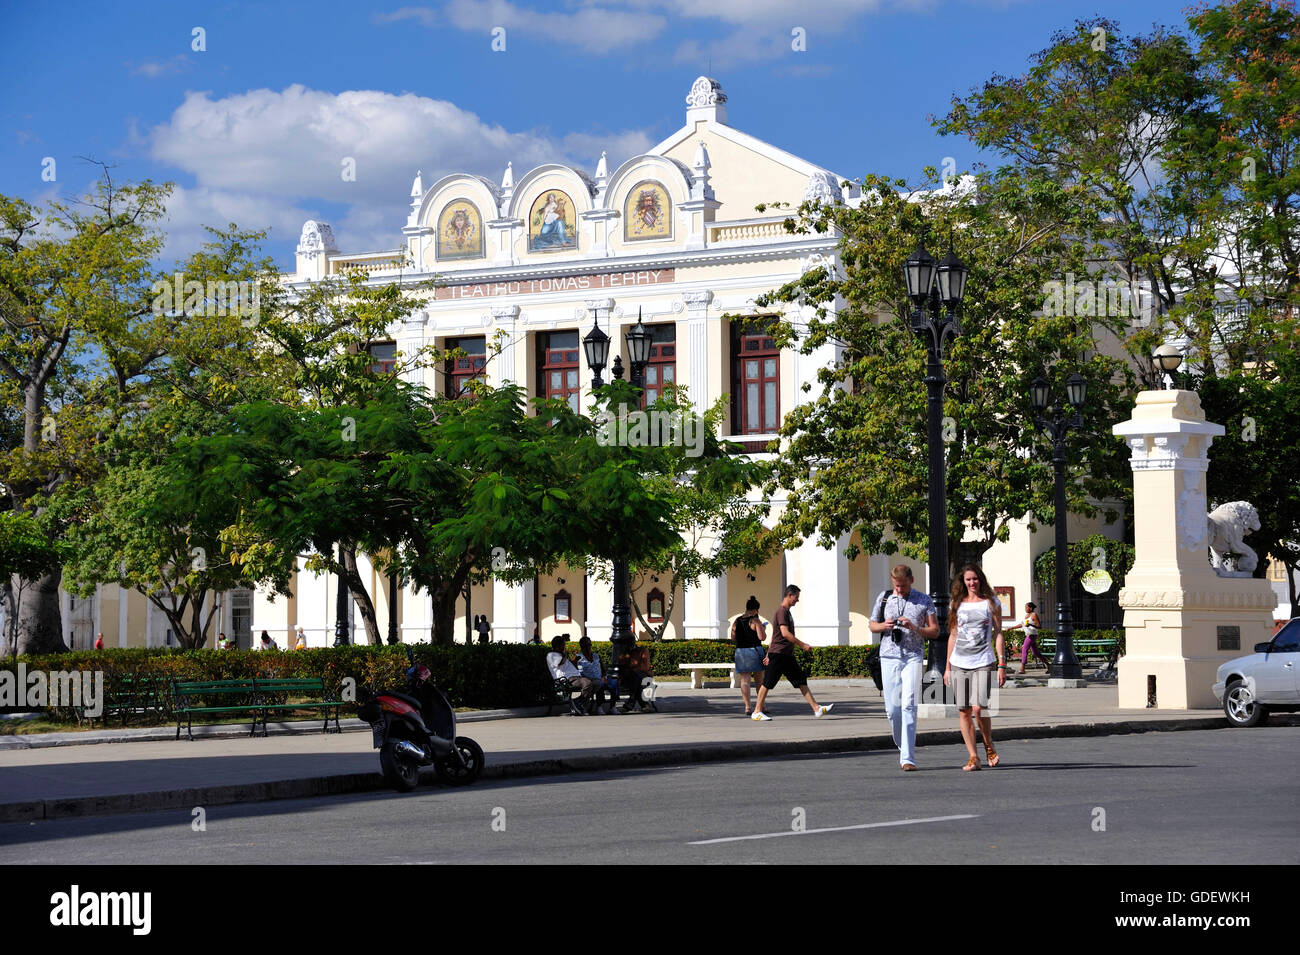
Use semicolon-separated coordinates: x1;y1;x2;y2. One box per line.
869;564;938;771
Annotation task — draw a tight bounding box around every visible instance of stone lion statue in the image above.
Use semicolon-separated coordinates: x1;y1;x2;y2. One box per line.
1207;501;1261;576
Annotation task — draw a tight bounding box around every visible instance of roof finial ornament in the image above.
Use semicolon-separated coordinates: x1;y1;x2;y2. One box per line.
685;76;728;124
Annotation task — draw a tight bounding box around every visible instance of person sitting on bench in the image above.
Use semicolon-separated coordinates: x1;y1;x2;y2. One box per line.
546;635;600;716
575;635;619;714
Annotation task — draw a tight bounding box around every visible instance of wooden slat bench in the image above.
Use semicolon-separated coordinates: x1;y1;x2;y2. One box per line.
172;678;342;740
1038;638;1121;667
172;680;260;740
252;678;342;735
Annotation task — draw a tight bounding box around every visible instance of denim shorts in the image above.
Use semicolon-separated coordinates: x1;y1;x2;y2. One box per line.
734;647;765;673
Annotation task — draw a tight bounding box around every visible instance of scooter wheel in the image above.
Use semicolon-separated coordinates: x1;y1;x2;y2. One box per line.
379;740;421;792
434;736;485;786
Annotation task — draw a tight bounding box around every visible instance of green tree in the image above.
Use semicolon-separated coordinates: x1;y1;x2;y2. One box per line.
754;171;1133;579
189;382;684;646
1198;356;1300;607
937;5;1300;381
0;172;172;654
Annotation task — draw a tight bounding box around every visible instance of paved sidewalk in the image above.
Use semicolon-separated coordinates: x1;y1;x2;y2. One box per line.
0;677;1251;823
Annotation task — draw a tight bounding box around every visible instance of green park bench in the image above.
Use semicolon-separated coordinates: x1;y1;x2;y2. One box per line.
251;677;342;736
172;678;343;740
1038;637;1120;668
172;680;261;740
74;673;167;726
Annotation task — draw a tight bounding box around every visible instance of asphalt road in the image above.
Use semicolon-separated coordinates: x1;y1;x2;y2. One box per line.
1;728;1295;865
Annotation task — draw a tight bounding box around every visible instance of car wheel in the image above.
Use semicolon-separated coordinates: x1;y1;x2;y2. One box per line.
1223;680;1268;727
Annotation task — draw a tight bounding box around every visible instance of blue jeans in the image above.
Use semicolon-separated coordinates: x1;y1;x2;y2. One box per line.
881;652;922;766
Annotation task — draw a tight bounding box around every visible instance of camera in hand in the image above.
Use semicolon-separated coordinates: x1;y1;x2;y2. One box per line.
891;617;908;642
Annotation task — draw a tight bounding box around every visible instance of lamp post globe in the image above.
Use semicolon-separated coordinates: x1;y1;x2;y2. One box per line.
583;318;609;388
904;242;938;304
1152;343;1183;388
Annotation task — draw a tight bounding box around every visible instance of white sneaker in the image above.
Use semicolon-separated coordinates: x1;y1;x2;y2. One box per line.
815;704;834;718
751;711;772;721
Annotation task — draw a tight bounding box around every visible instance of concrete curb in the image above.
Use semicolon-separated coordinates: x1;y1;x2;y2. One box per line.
0;715;1231;824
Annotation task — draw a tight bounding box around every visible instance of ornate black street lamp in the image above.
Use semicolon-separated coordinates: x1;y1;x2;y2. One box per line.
583;309;651;702
903;233;967;702
1030;371;1088;681
583;316;610;388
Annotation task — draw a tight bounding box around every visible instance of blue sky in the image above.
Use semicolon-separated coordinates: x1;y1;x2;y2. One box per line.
1;0;1196;270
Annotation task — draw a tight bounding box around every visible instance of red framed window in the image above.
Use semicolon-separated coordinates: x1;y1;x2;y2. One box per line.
367;341;398;375
641;324;676;408
731;324;779;435
538;331;581;414
554;589;572;623
445;336;486;397
646;588;665;622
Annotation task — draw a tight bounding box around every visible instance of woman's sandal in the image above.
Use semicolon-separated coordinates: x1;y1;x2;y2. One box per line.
984;742;999;767
962;754;981;772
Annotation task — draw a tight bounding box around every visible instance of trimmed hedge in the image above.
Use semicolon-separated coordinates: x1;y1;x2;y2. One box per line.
1;644;557;722
3;629;1127;723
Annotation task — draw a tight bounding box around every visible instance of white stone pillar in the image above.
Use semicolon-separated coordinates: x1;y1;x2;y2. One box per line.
585;562;616;642
1113;390;1276;708
681;290;712;415
493;579;535;643
491;305;521;387
785;535;850;646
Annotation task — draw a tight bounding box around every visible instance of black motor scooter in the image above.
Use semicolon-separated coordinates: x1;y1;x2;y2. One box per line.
357;649;485;792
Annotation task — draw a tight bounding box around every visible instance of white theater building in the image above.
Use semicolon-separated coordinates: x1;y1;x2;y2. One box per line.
30;77;1129;652
252;75;1132;650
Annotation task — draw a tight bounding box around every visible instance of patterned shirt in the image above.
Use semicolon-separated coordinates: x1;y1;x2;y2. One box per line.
575;653;604;681
872;587;936;660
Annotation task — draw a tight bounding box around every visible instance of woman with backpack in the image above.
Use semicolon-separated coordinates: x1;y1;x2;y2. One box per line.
944;563;1005;770
731;596;767;715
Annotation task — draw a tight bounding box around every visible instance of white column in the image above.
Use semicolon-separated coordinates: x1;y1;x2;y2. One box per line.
585;562;615;642
493;579;535;643
117;584;128;648
491;305;521;386
786;535;850;646
682;290;712;414
683;574;726;640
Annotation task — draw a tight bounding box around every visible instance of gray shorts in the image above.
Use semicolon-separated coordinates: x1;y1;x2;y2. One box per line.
951;664;994;710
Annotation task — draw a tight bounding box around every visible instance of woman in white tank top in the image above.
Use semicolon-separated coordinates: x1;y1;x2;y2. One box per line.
944;563;1005;771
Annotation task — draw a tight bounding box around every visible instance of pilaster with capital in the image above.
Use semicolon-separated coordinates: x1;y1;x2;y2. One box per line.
490;305;521;386
681;290;713;414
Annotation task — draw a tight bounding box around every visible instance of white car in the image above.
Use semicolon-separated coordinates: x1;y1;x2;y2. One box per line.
1213;618;1300;727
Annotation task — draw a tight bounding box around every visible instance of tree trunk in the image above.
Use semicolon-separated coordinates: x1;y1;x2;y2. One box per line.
14;569;68;655
429;584;460;646
340;546;381;645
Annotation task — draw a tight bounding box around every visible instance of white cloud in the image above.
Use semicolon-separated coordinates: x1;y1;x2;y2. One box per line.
146;85;654;258
378;0;668;51
127;55;193;78
374;5;439;27
377;0;907;66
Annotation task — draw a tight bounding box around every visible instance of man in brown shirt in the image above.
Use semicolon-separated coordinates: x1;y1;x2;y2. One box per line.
752;585;834;721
